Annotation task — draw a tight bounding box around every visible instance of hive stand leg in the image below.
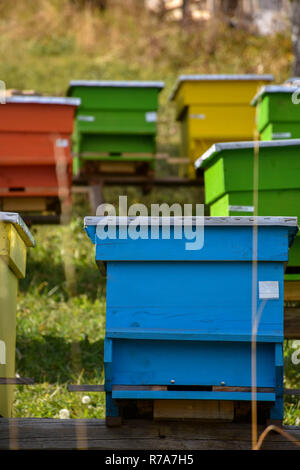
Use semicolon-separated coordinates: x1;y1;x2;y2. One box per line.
104;338;122;426
268;397;283;425
88;181;104;215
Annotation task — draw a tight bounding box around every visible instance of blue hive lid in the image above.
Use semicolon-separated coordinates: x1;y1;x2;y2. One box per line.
84;215;298;248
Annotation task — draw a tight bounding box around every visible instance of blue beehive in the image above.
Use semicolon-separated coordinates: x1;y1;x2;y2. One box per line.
84;216;298;424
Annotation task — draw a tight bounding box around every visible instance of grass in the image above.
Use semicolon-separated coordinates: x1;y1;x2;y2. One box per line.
16;211;107;419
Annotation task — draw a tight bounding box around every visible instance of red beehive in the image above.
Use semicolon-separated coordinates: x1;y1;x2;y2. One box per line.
0;96;80;218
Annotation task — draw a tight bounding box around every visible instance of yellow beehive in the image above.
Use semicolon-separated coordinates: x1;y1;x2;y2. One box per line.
169;74;274;178
0;212;35;417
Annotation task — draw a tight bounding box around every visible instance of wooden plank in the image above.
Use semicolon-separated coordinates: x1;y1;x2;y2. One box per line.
284;389;300;396
0;378;34;385
167;158;190;165
0;418;299;450
67;385;299;395
153;400;234;422
114;385;167;391
213;386;274;393
68;385;105;392
284;307;300;339
97;162;137;174
68;385;167;392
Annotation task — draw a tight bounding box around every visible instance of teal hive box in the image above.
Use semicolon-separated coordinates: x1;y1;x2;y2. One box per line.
84;215;298;424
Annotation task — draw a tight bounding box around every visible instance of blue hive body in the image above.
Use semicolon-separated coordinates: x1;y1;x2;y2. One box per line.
84;216;298;423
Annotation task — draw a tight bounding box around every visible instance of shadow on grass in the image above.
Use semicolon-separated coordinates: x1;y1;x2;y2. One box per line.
16;335;104;384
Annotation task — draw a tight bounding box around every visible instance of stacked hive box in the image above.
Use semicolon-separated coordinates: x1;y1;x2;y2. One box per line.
169;74;273;178
0;212;35;417
0;96;80;221
67;80;164;178
252;85;300;141
84;215;298;424
195;139;300;287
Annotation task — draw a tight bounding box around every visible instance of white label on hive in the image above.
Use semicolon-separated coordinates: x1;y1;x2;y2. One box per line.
145;112;157;122
190;113;206;119
228;205;254;213
272;132;291;138
77;115;95;122
56;138;69;148
259;281;279;299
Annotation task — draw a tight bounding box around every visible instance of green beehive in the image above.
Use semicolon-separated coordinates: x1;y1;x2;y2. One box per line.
195;139;300;277
251;85;300;141
67;80;164;177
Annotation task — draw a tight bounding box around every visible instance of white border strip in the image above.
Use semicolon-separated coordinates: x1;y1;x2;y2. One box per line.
5;96;81;106
68;80;165;89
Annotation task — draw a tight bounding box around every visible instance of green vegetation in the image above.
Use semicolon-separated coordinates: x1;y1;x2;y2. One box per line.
0;0;298;423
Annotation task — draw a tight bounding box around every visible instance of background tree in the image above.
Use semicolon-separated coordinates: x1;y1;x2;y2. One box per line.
220;0;239;17
182;0;191;21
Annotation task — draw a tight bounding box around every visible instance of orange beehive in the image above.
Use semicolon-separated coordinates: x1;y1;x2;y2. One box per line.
0;96;80;218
